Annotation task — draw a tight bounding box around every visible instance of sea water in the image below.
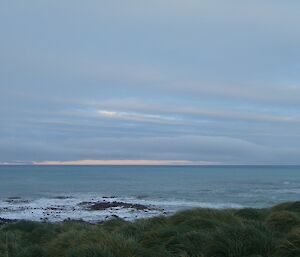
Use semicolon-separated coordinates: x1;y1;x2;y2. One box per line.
0;165;299;222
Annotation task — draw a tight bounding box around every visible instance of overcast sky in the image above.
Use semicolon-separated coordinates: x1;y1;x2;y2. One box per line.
1;1;300;164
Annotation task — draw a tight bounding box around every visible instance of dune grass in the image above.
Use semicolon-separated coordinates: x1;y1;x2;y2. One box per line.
0;201;299;257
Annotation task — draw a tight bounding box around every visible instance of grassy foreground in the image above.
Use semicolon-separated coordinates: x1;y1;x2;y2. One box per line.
0;202;299;257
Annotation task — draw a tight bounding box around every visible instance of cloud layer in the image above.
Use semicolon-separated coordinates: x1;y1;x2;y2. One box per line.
0;1;300;164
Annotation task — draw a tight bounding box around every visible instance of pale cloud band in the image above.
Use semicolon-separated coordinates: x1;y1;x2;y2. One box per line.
32;160;215;166
0;1;300;164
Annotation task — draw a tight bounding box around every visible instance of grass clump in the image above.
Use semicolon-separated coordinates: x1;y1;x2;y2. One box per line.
271;201;300;213
206;222;274;257
16;245;48;257
234;208;269;221
276;227;300;257
66;244;114;257
0;201;299;257
266;210;300;233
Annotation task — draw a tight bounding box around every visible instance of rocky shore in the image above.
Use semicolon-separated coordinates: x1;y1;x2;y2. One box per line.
0;196;164;222
0;217;16;225
1;201;299;257
80;200;153;211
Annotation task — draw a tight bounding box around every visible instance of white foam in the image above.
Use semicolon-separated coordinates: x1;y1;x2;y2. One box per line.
0;194;243;222
0;195;161;222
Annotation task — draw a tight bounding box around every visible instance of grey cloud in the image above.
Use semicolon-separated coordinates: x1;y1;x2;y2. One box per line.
2;50;300;105
1;1;300;164
1;135;299;165
85;99;300;124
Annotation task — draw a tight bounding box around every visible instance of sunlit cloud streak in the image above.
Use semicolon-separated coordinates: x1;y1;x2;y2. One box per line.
97;110;181;124
30;159;215;166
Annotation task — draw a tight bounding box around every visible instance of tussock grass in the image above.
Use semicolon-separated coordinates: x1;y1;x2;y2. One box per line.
266;210;300;233
276;227;300;257
0;201;299;257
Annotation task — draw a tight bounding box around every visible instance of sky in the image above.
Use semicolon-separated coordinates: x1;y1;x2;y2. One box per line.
1;1;300;165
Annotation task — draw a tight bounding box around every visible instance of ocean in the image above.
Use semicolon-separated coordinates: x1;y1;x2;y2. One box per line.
0;165;299;222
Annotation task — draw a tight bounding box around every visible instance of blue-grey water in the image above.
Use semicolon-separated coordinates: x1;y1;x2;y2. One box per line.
0;165;299;222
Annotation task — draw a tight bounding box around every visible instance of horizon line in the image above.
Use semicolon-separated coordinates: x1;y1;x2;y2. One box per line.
0;159;217;166
0;160;299;166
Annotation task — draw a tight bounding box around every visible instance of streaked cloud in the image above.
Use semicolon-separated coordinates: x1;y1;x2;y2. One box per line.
90;100;300;124
0;1;300;164
97;110;181;124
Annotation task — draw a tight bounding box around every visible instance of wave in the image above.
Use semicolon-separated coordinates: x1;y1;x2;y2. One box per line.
0;193;244;222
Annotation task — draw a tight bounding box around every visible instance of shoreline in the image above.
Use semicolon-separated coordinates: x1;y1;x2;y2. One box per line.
0;194;251;223
1;200;298;225
0;201;299;257
1;198;297;224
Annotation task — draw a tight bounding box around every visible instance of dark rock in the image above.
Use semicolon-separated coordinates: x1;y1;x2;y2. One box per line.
83;201;150;211
78;201;93;206
45;207;64;211
53;196;71;199
102;196;116;199
5;198;30;204
0;217;16;225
